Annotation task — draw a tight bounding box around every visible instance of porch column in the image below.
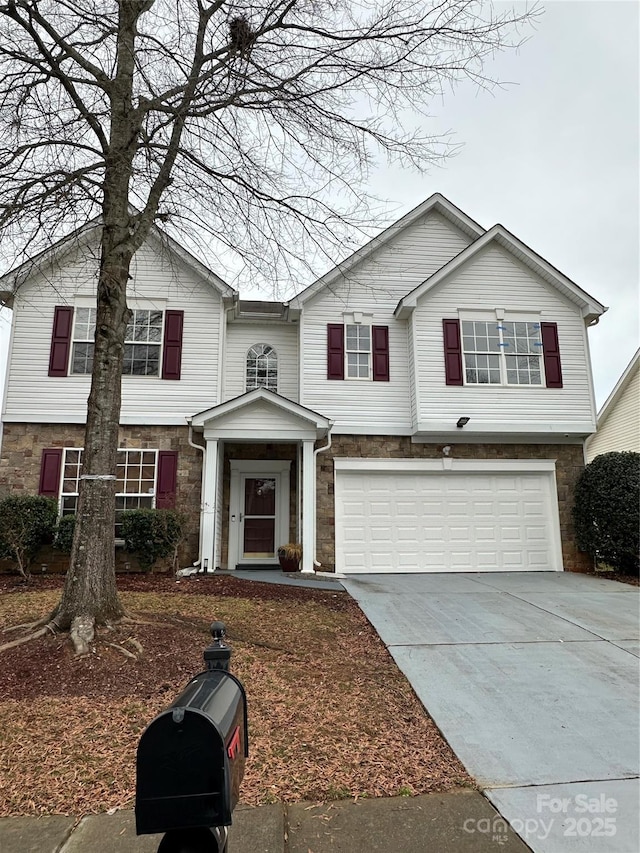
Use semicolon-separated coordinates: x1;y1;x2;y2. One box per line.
301;439;315;573
201;438;219;572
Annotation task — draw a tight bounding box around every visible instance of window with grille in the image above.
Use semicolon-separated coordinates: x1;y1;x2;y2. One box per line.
60;448;157;536
462;320;543;386
71;308;163;376
246;343;277;391
345;324;371;379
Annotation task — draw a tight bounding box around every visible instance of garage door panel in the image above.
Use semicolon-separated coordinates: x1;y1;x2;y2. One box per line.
335;468;561;573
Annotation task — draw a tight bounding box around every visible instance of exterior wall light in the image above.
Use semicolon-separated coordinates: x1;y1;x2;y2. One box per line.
456;417;470;428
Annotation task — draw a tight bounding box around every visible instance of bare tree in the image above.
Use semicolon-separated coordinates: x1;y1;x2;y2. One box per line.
0;0;535;652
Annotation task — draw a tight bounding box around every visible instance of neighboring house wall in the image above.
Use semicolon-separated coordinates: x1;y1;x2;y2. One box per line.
315;436;590;574
301;211;472;433
2;238;225;425
223;321;299;402
412;244;596;433
586;357;640;462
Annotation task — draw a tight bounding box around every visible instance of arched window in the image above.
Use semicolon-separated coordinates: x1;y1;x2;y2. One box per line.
246;343;277;392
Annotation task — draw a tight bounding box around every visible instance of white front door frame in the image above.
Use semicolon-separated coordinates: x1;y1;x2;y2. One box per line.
228;460;291;568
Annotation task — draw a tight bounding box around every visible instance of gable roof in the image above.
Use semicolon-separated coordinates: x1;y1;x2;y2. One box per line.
288;193;485;309
595;348;640;429
394;224;607;323
190;387;332;432
0;216;236;305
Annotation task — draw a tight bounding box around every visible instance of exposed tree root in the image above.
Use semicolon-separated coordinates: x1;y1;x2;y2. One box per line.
125;637;143;655
0;622;58;653
106;642;138;660
2;611;60;634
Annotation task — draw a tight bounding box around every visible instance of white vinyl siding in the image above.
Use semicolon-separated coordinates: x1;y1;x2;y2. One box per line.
2;237;225;424
413;244;596;432
586;366;640;461
223;322;298;402
302;211;472;433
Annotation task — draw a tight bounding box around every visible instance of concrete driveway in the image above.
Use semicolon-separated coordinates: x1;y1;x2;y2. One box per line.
342;572;640;853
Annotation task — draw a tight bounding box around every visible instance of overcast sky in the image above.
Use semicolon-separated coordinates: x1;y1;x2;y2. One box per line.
0;0;638;410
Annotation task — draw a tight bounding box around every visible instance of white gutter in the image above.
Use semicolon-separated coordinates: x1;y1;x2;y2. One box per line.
312;428;333;569
186;418;205;570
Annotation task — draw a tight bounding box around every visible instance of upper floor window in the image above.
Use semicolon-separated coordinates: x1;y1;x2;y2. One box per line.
327;323;389;381
462;320;543;386
246;343;277;392
346;324;371;378
71;308;163;376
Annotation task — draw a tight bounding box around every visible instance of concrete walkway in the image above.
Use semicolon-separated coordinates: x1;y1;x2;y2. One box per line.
0;792;531;852
342;572;640;853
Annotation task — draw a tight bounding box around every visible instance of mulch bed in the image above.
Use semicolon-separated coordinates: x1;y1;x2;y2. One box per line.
0;574;472;817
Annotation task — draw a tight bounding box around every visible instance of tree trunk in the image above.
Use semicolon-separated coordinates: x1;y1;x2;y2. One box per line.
51;1;146;650
54;248;132;641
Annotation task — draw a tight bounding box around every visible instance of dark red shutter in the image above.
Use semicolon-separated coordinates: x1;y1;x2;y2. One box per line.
38;449;63;497
372;325;390;381
327;323;344;380
541;322;563;388
156;451;178;509
162;310;184;380
48;306;73;377
443;319;463;386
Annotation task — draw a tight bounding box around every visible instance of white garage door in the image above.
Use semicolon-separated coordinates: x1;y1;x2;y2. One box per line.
335;462;562;573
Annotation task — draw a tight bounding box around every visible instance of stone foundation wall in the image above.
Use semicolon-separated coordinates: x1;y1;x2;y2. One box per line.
0;423;204;571
315;436;591;574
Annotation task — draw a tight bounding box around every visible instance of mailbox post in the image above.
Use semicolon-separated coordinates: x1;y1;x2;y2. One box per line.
135;622;248;853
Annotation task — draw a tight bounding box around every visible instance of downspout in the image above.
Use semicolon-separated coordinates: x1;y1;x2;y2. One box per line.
312;427;333;569
187;418;205;569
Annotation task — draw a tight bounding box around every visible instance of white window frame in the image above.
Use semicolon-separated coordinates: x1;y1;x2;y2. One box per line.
70;308;164;377
345;323;372;380
59;448;158;536
246;343;278;392
461;319;545;387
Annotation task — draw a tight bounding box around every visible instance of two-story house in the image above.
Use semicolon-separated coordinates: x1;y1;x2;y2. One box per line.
0;194;606;575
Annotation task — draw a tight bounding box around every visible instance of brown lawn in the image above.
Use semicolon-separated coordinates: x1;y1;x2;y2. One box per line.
0;574;471;817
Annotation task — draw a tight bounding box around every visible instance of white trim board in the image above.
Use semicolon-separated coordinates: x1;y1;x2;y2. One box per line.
334;457;558;473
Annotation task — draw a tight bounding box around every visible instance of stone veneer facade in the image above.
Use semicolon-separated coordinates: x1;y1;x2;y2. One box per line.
0;424;591;574
315;436;592;574
0;423;204;571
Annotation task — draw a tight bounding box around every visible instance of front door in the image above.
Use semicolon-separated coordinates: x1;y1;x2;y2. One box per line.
241;476;277;561
228;460;292;568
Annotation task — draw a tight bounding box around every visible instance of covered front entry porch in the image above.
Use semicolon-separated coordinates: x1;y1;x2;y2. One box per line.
190;389;331;573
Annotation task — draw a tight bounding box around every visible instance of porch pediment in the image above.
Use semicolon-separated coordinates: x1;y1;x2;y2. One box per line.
190;388;331;440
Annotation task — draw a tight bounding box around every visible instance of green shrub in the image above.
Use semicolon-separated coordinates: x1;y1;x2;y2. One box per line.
120;508;182;572
54;514;76;553
573;451;640;575
0;495;58;579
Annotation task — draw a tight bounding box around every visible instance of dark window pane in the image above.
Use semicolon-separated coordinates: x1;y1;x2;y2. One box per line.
244;478;276;515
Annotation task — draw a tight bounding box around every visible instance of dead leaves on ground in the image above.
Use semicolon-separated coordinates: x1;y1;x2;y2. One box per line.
0;584;471;816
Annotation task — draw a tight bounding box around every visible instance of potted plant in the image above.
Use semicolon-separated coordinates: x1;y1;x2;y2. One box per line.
277;542;302;572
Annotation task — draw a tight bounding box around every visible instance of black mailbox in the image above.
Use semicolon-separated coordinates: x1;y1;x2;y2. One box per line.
135;623;248;844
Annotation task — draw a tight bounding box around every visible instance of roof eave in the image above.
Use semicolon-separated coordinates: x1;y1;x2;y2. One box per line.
290;193;485;309
596;348;640;427
395;225;607;318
